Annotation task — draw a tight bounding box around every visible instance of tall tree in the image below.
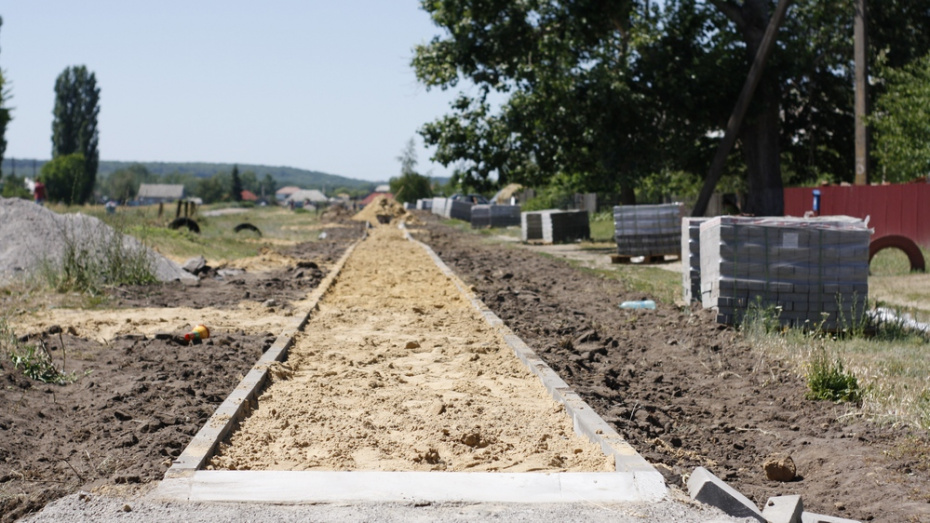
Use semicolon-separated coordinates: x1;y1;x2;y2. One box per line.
0;16;11;182
870;52;930;182
230;164;243;201
52;65;100;204
389;138;433;204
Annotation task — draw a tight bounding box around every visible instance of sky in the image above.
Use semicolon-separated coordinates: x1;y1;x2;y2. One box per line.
0;1;470;182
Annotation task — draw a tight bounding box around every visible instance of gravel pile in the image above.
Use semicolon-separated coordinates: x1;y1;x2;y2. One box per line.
0;197;194;284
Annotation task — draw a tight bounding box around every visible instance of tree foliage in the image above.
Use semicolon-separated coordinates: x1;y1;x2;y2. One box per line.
870;52;930;182
101;163;153;203
414;0;930;214
0;16;11;181
39;153;88;205
230;164;243;201
389;139;433;204
52;65;99;204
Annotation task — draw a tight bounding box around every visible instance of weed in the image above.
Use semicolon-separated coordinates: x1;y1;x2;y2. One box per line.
805;346;862;403
1;319;76;385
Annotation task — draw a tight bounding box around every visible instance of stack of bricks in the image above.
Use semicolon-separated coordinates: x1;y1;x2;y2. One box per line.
449;200;474;221
699;216;871;328
682;217;709;303
415;199;433;211
430;197;451;218
470;204;521;228
521;210;590;243
613;203;684;257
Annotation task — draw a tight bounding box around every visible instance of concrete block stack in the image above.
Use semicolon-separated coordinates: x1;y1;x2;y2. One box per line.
431;197;450;218
613;203;684;257
682;217;709;303
415;199;433;211
449;200;474;221
470;204;521;228
521;210;589;243
699;216;871;328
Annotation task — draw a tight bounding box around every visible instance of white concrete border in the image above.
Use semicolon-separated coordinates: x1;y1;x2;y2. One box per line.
151;223;666;504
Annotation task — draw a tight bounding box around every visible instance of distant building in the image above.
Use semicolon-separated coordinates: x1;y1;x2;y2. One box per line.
137;184;184;205
275;186;301;201
360;192;393;206
374;184;390;193
286;189;328;206
240;190;259;202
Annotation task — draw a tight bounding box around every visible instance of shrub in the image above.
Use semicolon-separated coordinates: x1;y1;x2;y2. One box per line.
806;347;862;403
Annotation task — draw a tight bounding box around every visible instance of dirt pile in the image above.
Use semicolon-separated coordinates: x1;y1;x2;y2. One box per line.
0;198;192;284
352;195;407;225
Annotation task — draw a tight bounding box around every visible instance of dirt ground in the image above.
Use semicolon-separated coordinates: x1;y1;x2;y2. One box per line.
412;215;930;522
0;222;363;523
4;212;930;522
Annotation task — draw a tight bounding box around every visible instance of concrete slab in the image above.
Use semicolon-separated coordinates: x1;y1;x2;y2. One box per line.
688;467;765;522
800;512;861;523
763;495;803;523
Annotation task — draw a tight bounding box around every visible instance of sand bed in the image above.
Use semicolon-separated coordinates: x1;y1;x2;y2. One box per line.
209;226;613;473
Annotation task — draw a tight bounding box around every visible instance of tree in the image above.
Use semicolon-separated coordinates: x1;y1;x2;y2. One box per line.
103;163;152;203
39;153;88;205
261;173;276;199
230;164;243;201
870;52;930;182
0;16;11;182
389;138;433;204
52;65;99;204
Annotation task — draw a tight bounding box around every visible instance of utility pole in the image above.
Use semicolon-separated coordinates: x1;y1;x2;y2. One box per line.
854;0;868;185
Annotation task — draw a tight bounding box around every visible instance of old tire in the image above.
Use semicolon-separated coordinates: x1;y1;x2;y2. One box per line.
869;235;925;272
233;222;262;236
169;217;201;234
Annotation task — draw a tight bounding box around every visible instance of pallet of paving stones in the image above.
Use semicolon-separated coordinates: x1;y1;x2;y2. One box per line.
521;209;590;244
416;198;433;211
431;197;451;218
470;204;521;228
449;200;474;222
613;203;684;257
699;215;871;328
682;217;709;302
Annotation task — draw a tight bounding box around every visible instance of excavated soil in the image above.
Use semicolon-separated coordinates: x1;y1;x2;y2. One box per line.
209;226;613;473
412;214;930;523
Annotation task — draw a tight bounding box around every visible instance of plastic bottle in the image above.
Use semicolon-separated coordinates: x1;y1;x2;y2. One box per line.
184;324;210;342
619;300;656;310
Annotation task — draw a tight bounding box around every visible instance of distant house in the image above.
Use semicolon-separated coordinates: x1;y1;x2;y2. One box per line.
374;184;390;193
286;189;328;206
275;186;301;201
240;190;258;202
137;184;184;205
360;192;393;206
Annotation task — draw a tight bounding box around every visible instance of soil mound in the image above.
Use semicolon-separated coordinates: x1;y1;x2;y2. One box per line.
0;198;193;284
352;195;407;225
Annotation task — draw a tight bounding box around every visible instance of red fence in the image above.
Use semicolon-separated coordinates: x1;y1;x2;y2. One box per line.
784;183;930;247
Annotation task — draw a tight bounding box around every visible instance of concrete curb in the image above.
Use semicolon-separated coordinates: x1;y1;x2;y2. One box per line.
162;231;364;480
404;226;667;500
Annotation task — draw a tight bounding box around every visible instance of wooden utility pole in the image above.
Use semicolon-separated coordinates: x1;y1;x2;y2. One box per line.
854;0;868;185
691;0;794;217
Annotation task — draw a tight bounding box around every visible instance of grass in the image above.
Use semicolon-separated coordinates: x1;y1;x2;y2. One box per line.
1;317;77;385
740;301;930;428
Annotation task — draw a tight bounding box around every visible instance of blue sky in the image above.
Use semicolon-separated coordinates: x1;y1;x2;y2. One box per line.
0;2;468;182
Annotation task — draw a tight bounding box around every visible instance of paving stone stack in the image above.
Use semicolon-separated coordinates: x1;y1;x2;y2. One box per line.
613;203;684;257
470;204;521;228
431;197;450;218
521;210;589;243
449;200;474;221
699;215;871;328
682;217;709;303
416;199;432;211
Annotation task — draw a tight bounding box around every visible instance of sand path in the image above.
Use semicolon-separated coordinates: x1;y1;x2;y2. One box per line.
208;226;614;473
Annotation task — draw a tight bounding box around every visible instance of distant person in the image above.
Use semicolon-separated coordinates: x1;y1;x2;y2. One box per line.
34;181;46;206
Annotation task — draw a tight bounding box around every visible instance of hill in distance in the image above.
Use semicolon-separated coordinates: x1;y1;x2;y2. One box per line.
1;159;383;192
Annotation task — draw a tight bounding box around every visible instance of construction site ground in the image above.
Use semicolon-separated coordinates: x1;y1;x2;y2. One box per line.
2;212;929;522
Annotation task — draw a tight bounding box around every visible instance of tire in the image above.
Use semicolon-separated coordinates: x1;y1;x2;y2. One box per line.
233;223;262;236
169;217;201;234
869;235;925;272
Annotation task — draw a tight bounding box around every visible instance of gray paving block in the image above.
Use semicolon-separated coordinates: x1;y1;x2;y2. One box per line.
762;495;803;523
687;467;765;522
800;512;860;523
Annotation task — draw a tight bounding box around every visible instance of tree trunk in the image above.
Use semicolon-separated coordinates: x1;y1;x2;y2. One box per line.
738;0;784;216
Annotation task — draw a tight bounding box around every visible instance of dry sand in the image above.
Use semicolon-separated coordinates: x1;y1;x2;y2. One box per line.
209;225;614;473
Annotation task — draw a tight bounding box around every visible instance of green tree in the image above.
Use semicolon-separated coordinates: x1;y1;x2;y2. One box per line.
870;52;930;182
230;164;243;202
52;65;100;204
389;138;433;204
39;153;88;205
261;173;276;199
1;173;30;199
103;163;152;203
